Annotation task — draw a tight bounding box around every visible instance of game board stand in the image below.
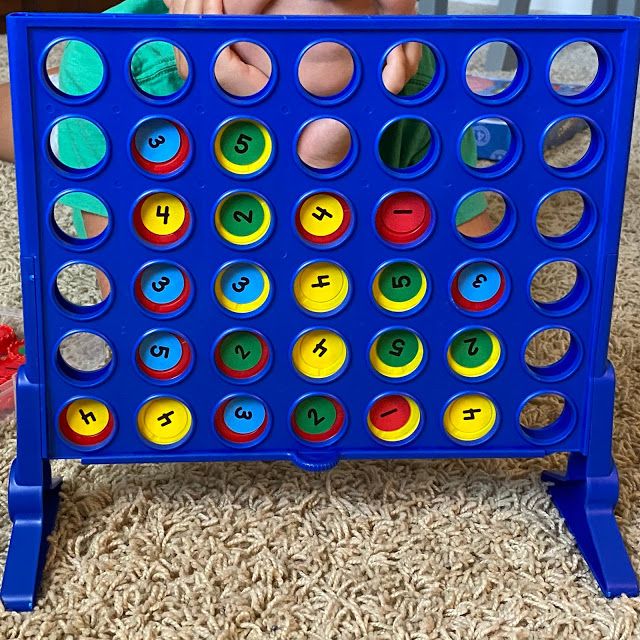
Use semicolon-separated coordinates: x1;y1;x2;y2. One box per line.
2;13;640;609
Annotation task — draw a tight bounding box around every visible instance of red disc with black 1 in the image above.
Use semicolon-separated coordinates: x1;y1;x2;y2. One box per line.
375;192;432;246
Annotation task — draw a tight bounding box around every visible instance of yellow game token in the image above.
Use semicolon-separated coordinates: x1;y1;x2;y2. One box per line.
214;192;272;247
214;262;272;315
66;399;111;437
294;261;350;315
292;329;348;381
444;394;497;442
299;194;345;237
139;193;186;237
369;328;425;379
214;119;273;175
372;262;428;314
447;329;502;379
137;397;193;446
367;394;422;443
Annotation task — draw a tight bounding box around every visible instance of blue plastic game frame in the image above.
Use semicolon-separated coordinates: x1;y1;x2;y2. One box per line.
3;12;640;610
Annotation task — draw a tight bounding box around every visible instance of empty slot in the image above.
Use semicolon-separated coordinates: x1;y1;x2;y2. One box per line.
215;41;273;98
544;118;595;171
525;328;581;380
45;40;104;97
536;191;589;243
382;41;435;98
462;118;515;173
549;41;601;98
58;332;113;381
48;118;107;173
530;261;582;312
55;263;111;314
379;118;436;175
297;119;353;172
466;42;519;97
299;42;355;98
456;191;509;242
519;393;574;444
131;40;189;99
52;192;109;244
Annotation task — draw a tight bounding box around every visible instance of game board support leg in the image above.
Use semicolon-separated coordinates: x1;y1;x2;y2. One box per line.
542;363;638;598
0;370;62;611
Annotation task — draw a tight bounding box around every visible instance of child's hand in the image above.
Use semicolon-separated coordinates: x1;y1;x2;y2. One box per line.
382;42;423;95
163;0;270;96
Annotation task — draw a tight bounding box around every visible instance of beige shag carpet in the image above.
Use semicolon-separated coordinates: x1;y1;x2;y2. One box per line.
2;7;640;640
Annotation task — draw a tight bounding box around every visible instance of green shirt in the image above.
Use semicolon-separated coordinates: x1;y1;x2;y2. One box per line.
59;0;484;235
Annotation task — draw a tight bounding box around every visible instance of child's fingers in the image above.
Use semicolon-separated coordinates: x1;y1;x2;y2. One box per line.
297;119;351;170
405;42;423;78
214;46;270;96
382;45;409;94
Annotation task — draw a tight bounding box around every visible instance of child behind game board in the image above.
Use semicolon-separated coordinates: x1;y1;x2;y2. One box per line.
0;0;491;240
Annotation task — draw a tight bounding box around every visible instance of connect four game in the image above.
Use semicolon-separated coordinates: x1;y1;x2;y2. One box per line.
2;12;640;610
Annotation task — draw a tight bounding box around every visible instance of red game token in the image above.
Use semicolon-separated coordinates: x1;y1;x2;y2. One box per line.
367;394;422;444
134;262;192;315
375;192;432;245
295;192;352;247
59;398;115;448
214;395;270;446
136;331;192;381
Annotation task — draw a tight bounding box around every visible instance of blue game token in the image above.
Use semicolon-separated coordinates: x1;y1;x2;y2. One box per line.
138;332;183;371
215;395;270;446
214;262;271;315
452;262;507;313
136;262;191;315
134;119;182;164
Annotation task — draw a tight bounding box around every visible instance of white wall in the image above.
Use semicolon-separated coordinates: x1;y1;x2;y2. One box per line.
467;0;592;13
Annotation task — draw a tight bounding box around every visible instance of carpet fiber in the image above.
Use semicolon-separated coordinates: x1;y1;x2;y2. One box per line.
2;7;640;640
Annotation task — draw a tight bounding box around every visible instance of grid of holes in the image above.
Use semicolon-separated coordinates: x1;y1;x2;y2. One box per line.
45;36;607;449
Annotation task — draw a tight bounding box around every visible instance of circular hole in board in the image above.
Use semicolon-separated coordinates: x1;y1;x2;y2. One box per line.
215;118;274;176
299;41;355;98
55;263;111;315
443;394;498;444
137;396;193;449
549;41;602;98
58;397;115;448
297;118;354;173
530;261;587;314
378;117;437;176
132;118;190;176
291;328;349;383
466;41;520;98
456;191;511;244
525;327;581;381
291;394;347;446
293;261;351;317
133;192;192;248
215;41;273;99
57;332;113;383
372;261;429;316
45;40;104;98
462;117;517;174
135;262;193;317
214;329;272;383
214;261;272;317
536;190;592;245
214;394;270;448
367;393;423;446
48;117;107;173
519;393;575;444
136;330;193;383
130;40;189;99
52;192;109;246
544;118;597;171
382;41;437;99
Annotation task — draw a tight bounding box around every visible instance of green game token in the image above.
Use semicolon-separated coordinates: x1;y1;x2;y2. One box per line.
215;330;270;380
379;263;423;302
376;329;420;368
447;328;502;378
373;262;428;314
219;194;265;238
294;396;337;436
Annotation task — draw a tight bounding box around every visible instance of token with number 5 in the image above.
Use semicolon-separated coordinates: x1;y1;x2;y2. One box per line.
136;330;192;382
372;261;429;314
214;118;273;176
